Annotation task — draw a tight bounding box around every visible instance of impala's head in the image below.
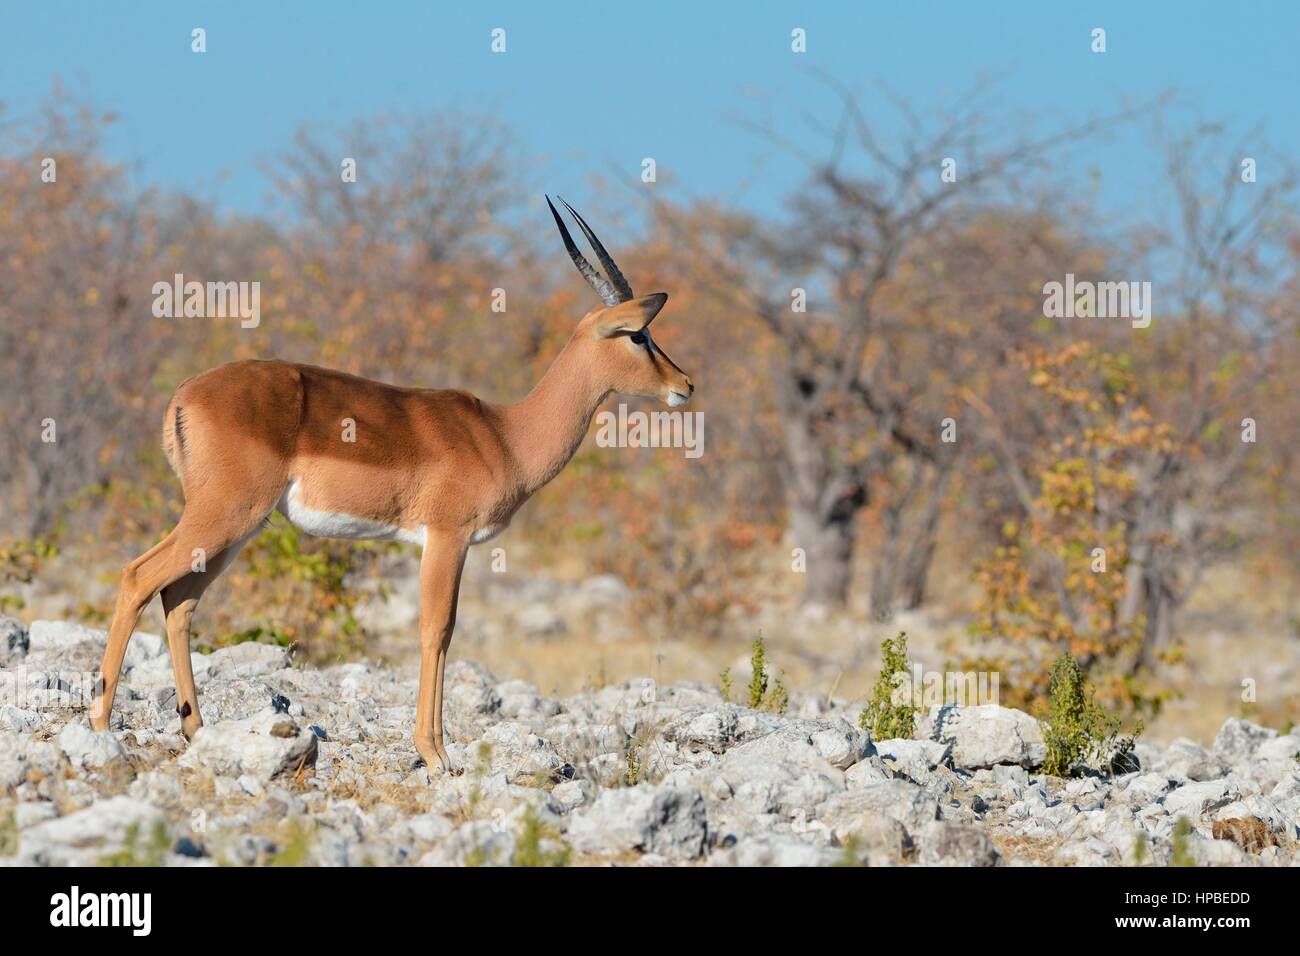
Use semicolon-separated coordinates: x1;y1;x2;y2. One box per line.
548;196;694;407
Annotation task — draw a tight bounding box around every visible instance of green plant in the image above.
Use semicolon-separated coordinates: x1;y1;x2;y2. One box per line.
1170;817;1194;867
211;520;377;661
833;834;865;867
1040;652;1140;777
0;809;17;857
99;821;169;867
719;667;731;703
767;673;790;715
1132;830;1148;866
747;636;768;708
746;635;790;714
859;632;919;740
267;820;314;867
0;535;58;613
512;805;569;867
623;735;643;787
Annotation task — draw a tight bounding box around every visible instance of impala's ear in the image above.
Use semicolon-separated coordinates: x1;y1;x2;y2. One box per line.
594;293;668;337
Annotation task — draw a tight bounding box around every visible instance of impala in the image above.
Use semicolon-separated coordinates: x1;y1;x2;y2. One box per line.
90;197;693;774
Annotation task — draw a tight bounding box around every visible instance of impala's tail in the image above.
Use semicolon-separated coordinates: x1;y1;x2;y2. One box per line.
161;397;188;479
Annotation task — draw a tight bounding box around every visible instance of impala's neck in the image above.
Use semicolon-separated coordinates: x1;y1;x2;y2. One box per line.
500;335;610;495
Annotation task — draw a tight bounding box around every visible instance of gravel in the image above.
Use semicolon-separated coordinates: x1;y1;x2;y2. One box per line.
1;615;1296;867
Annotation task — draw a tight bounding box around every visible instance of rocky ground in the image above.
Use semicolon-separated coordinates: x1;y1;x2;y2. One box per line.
1;616;1297;867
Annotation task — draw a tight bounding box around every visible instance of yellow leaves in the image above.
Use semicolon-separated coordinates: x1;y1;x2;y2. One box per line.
971;337;1167;710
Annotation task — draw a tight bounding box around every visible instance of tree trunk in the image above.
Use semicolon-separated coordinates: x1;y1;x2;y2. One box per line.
1138;574;1176;669
869;508;903;621
868;460;950;617
790;501;856;606
780;379;864;609
899;465;950;610
899;520;938;610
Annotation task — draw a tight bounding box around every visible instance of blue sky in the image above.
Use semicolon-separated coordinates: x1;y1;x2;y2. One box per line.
3;1;1296;224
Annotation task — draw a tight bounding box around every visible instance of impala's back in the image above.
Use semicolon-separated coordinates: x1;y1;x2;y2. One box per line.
163;359;517;546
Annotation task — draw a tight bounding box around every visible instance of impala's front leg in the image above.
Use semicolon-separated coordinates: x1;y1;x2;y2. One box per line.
415;529;467;775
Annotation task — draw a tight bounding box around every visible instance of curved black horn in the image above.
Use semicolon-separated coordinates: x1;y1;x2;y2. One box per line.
545;196;627;307
556;196;634;303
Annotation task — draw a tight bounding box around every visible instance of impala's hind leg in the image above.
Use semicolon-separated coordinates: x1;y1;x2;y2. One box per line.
159;537;251;738
91;515;265;732
414;529;467;775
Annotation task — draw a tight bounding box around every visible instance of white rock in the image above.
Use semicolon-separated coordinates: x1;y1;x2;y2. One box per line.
1212;717;1278;763
128;651;211;689
550;779;589;813
515;603;566;637
876;738;952;777
57;721;126;771
662;707;740;754
205;642;290;679
1058;836;1116;866
806;720;873;769
1253;734;1300;763
420;820;517;866
19;796;167;866
0;705;43;732
1271;773;1300;801
818;779;940;837
710;834;842;867
1119;772;1173;806
1191;836;1248;866
844;757;891;786
567;785;708;860
179;713;317;780
474;721;566;783
0;616;29;660
408;814;456;844
573;574;630;609
1162;779;1240;818
922;705;1046;769
718;754;839;817
15;802;58;828
914;820;1000;866
28;620;165;665
1214;796;1297;837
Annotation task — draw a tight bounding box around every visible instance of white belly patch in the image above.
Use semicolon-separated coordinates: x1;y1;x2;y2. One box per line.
469;525;505;545
277;481;426;547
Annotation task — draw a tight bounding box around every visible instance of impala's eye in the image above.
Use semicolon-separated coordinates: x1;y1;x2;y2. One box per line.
629;332;647;347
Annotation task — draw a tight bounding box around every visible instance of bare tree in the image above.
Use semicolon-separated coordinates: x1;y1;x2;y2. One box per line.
267;111;521;263
666;76;1155;609
1121;123;1296;666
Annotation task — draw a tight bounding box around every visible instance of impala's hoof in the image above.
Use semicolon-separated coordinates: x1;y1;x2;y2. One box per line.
416;748;458;777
